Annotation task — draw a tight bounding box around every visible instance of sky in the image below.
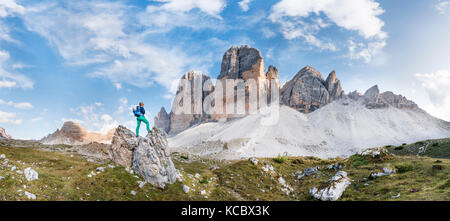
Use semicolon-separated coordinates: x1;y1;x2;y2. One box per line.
0;0;449;140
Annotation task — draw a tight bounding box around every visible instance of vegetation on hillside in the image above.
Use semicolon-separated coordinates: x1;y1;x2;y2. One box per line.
0;138;449;201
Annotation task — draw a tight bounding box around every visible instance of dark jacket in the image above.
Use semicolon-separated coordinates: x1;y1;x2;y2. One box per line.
135;106;145;117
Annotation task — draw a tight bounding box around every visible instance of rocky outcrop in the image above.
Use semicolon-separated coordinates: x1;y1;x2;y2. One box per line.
350;85;419;110
40;121;114;145
310;171;351;201
218;45;266;81
325;71;344;100
280;66;344;113
156;46;280;135
0;127;11;140
154;107;170;133
109;126;177;189
132;128;177;189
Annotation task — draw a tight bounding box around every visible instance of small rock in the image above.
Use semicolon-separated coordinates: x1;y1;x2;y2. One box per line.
137;181;146;188
304;167;319;176
108;164;115;169
249;157;259;165
410;188;421;193
200;190;206;195
370;167;395;179
25;191;36;200
0;154;5;159
131;190;137;195
24;168;39;181
391;193;401;199
210;166;218;171
11;166;16;171
96;167;105;172
194;173;201;179
183;185;190;193
327;163;343;171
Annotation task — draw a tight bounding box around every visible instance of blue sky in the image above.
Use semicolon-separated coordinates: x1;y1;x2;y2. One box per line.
0;0;449;139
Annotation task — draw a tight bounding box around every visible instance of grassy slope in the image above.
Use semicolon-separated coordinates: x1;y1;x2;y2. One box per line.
0;139;449;201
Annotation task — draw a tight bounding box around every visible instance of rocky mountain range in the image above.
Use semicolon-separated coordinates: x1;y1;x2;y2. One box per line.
155;45;283;134
0;126;11;140
40;121;114;145
155;45;421;135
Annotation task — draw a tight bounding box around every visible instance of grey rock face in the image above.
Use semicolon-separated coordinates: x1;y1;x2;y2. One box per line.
310;171;351;201
109;125;138;167
218;45;265;80
351;85;419;110
325;71;344;100
281;66;343;113
0;127;11;140
168;70;215;135
132;128;177;189
154;107;170;133
109;126;177;189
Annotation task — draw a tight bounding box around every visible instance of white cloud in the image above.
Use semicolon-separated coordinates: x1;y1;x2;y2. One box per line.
0;110;22;125
348;39;386;63
238;0;252;12
21;1;215;92
415;70;450;121
269;0;387;62
31;117;43;123
435;1;449;14
70;103;119;134
116;97;128;114
113;83;122;90
151;0;226;17
0;99;33;109
0;50;34;89
0;0;25;17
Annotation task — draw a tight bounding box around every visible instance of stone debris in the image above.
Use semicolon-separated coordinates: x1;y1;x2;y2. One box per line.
327;163;343;171
310;171;351;201
24;168;39;181
96;167;105;172
130;190;136;196
183;185;190;194
109;126;177;189
249;157;259;165
370;167;396;179
25;191;36;200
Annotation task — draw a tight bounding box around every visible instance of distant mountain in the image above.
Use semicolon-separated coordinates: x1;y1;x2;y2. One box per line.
154;45;281;135
40;121;114;145
0;126;11;140
157;45;450;159
169;100;450;160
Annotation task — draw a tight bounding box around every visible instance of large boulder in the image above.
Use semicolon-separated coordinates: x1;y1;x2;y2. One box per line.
310;171;351;201
132;128;177;188
109;126;177;188
109;125;138;167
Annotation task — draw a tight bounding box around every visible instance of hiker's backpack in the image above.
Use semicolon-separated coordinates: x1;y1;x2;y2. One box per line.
132;106;140;117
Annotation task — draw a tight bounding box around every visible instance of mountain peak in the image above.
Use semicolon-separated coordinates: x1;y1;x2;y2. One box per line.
41;121;113;145
0;126;11;140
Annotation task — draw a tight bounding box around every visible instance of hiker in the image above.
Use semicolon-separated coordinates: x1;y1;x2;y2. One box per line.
134;102;150;136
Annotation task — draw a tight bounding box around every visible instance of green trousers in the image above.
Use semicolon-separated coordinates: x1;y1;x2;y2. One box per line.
136;116;150;136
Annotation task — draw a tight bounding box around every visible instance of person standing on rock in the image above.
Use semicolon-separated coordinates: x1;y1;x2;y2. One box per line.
134;102;151;136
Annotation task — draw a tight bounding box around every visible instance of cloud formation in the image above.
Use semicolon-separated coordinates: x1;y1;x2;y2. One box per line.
435;1;449;14
416;70;450;121
238;0;252;12
269;0;387;62
0;110;22;125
